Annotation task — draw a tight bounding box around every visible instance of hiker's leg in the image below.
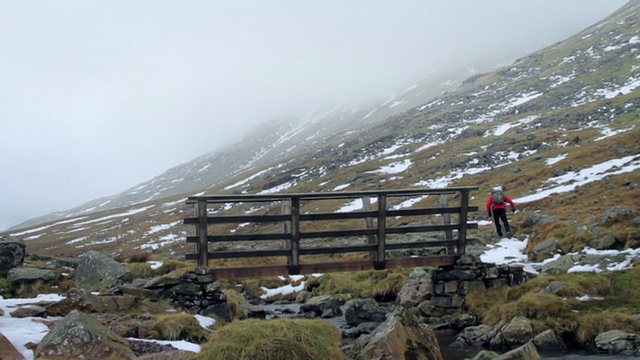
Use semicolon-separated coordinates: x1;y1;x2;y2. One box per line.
501;212;511;233
492;211;503;236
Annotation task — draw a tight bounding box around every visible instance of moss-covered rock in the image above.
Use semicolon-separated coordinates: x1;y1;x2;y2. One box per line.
35;310;136;360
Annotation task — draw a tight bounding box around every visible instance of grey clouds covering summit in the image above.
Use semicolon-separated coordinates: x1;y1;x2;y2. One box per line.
0;0;627;230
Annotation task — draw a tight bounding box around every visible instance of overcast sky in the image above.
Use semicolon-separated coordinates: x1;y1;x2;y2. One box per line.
0;0;627;230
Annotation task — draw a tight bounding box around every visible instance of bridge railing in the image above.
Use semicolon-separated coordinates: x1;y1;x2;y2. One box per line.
184;187;478;279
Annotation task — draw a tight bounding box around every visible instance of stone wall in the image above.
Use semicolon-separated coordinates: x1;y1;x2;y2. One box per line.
420;255;532;325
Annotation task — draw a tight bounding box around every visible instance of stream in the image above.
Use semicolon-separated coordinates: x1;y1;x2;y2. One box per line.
260;303;633;359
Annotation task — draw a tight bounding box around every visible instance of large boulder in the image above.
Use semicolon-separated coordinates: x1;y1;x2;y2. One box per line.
343;308;442;360
34;309;136;360
0;235;25;271
72;250;134;291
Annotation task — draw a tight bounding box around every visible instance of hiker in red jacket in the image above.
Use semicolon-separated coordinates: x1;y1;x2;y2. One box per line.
486;186;516;237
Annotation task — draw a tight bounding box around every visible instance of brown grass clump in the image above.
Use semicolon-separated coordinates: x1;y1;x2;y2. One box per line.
223;288;249;321
154;313;211;343
127;251;150;263
126;262;155;279
192;318;343;360
311;269;408;299
575;312;640;344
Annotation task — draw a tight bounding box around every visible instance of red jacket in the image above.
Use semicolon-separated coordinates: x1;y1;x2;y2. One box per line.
487;195;515;214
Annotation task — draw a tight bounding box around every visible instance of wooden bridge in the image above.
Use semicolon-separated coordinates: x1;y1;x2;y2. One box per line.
184;187;478;279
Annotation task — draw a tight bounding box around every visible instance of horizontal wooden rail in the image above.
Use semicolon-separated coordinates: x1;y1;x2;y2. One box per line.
184;187;479;278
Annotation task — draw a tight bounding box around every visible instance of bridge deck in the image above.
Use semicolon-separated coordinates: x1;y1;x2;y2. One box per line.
203;255;458;280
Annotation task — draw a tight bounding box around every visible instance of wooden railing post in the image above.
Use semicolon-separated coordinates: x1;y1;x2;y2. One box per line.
376;194;387;269
362;195;376;260
440;194;453;240
281;199;292;264
290;197;300;274
457;190;470;255
196;199;209;267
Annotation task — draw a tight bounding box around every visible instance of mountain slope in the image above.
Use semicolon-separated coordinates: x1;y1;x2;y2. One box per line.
4;0;639;260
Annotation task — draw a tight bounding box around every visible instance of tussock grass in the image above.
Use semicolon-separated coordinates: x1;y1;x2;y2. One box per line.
223;288;249;321
192;318;342;360
576;312;640;344
127;251;150;263
313;269;408;299
126;262;155;279
154;313;210;343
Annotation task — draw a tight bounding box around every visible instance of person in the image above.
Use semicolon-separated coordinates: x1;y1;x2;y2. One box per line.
486;185;516;237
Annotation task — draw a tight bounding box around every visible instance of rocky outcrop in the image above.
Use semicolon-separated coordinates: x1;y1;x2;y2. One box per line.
34;310;136;360
594;329;640;355
0;235;25;271
72;250;133;291
343;308;442;360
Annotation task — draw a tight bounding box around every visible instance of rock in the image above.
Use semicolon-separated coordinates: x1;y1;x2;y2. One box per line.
91;313;158;338
45;288;140;316
10;305;47;318
34;310;136;360
396;267;433;308
0;331;26;360
295;290;312;303
0;235;25;271
136;349;195;360
343;308;442;360
532;329;566;351
594;329;640;355
541;255;575;275
596;234;618;250
495;341;542;360
539;280;564;295
531;238;557;260
520;214;559;229
451;324;493;347
344;298;386;326
144;275;183;289
471;350;499;360
490;316;534;349
7;267;57;283
72;250;134;291
602;206;637;225
300;295;343;317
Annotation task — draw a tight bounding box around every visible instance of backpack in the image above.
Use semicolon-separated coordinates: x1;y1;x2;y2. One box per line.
492;186;505;205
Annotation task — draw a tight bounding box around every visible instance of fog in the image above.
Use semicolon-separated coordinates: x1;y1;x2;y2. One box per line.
0;0;627;230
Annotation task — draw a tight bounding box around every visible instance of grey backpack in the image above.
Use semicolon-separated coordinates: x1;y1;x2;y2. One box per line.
492;186;505;205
